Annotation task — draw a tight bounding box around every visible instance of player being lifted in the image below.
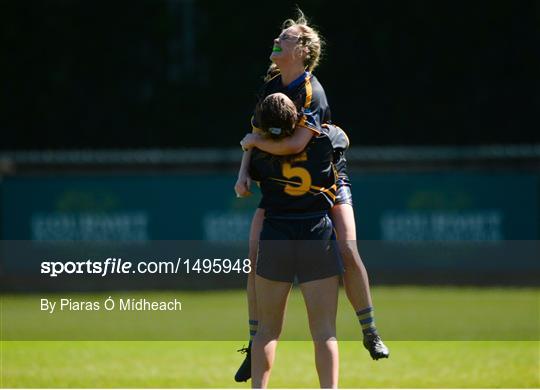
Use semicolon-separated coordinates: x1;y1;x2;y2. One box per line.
234;9;389;384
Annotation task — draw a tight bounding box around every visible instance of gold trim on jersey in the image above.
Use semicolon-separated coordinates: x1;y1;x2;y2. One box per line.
296;76;321;135
303;76;312;109
291;151;308;162
269;177;337;201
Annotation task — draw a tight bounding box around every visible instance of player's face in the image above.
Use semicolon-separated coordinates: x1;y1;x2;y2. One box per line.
270;26;304;66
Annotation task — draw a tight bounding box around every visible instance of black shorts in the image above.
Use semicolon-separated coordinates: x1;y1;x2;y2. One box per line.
256;212;344;284
334;152;353;206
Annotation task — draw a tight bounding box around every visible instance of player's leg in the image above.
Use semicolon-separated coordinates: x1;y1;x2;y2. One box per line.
300;276;340;389
331;203;389;359
235;207;265;382
247;208;265;335
295;214;341;387
251;275;291;389
331;203;372;310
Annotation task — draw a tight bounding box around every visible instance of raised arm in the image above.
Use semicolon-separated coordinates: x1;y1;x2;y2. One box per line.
241;126;315;155
235;122;266;197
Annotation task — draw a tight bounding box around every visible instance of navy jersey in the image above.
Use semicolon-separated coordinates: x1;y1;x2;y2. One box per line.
250;126;349;214
252;72;331;135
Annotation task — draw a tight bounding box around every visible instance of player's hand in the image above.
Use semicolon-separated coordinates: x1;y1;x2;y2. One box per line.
240;133;260;151
235;175;252;197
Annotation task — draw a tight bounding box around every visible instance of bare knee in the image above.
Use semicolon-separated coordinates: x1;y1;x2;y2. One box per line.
310;324;336;342
256;325;282;341
248;244;258;275
309;316;336;341
338;240;364;271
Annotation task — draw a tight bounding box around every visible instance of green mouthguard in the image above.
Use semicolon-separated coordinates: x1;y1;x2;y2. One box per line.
272;46;282;52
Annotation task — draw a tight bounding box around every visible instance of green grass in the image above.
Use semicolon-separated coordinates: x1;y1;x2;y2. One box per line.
2;286;539;341
2;341;539;388
1;287;539;387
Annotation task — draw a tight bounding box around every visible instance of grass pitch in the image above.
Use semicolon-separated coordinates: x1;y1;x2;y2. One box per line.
1;286;539;388
2;341;538;388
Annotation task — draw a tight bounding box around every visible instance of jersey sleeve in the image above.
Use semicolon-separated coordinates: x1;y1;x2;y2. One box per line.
322;124;350;151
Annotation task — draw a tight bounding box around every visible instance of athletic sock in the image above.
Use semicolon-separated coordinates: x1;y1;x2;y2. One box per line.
249;319;258;342
356;306;378;336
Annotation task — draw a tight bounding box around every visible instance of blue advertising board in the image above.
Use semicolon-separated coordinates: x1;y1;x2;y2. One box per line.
2;172;537;241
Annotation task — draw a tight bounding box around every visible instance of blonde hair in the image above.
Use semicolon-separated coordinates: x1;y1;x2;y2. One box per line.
264;8;324;81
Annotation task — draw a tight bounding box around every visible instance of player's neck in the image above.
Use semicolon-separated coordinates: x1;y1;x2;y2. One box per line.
280;65;307;87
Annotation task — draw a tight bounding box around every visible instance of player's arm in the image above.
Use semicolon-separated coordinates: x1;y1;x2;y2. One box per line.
241;126;315;155
243;82;323;155
235;149;252;197
235;120;265;197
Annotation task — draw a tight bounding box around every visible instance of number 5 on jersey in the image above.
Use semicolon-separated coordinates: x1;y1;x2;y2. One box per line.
282;162;312;196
